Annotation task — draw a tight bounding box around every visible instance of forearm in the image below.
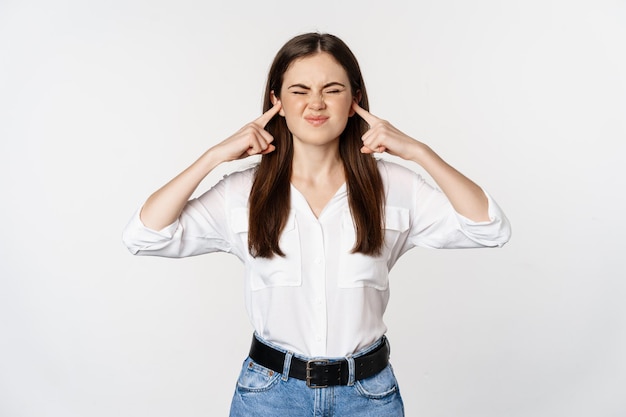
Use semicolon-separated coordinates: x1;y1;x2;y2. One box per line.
136;102;281;231
409;144;490;222
353;104;492;222
140;149;223;230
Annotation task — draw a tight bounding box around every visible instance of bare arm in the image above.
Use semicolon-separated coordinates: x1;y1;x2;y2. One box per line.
140;102;282;230
353;103;489;222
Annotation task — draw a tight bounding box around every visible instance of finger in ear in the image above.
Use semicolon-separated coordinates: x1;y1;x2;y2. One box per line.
270;90;285;116
349;90;362;117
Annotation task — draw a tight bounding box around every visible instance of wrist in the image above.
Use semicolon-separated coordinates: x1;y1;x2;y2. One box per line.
407;141;434;165
196;146;225;173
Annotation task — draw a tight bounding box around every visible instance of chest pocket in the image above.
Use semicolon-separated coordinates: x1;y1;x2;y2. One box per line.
337;206;409;290
230;208;302;291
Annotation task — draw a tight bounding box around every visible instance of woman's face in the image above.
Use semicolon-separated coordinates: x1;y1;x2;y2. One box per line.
274;52;356;148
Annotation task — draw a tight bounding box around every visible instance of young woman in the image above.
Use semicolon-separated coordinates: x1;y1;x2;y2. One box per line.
123;32;511;417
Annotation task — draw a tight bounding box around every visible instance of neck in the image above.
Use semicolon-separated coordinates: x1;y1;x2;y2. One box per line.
291;141;344;181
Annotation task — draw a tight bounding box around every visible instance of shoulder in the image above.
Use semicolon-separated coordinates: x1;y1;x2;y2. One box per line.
376;158;436;208
376;158;422;184
196;164;257;208
218;164;257;190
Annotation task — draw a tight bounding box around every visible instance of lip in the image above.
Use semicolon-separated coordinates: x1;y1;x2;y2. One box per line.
304;116;329;126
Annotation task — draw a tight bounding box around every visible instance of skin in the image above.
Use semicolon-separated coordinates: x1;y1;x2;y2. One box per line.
139;103;281;230
139;52;489;230
272;52;355;217
351;102;490;222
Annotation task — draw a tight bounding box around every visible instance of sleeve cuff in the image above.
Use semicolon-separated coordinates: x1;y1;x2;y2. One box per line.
453;191;512;247
122;207;180;254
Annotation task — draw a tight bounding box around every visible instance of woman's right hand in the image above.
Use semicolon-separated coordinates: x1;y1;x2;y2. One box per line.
138;102;282;231
212;102;282;162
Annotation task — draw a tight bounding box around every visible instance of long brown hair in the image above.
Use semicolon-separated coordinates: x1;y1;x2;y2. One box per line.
248;33;385;258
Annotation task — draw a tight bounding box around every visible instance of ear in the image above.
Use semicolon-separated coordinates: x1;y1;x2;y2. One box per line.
270;90;285;116
349;90;362;117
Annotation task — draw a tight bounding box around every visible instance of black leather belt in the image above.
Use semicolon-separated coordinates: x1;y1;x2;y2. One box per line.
248;335;390;388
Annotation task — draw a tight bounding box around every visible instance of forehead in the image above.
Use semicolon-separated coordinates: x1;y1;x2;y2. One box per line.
283;52;349;85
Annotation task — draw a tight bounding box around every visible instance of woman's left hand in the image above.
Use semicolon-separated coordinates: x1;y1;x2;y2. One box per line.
353;102;491;222
352;102;425;161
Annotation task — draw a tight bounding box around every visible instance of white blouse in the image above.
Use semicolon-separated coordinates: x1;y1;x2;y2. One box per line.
122;160;511;357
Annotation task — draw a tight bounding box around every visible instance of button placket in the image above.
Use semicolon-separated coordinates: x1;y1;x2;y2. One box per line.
310;222;327;351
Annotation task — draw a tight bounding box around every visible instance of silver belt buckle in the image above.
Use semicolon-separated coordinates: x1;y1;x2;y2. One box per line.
306;359;329;388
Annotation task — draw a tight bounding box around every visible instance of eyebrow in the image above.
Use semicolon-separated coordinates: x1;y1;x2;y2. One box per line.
287;82;346;90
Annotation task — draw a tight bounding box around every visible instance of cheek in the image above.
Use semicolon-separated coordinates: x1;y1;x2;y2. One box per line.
280;98;304;117
281;107;300;131
331;97;353;117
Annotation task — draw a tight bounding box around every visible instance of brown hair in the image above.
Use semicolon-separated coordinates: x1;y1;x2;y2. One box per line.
248;33;385;258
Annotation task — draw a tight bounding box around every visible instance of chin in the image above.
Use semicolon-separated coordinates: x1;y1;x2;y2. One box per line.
290;126;347;146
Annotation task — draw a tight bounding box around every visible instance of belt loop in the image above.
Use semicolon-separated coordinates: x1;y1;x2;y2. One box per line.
346;354;356;386
383;335;390;358
282;351;293;382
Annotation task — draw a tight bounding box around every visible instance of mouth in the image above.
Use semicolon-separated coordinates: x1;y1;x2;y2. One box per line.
304;116;329;126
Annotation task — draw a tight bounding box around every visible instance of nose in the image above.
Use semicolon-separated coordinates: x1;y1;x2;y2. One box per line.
308;94;326;110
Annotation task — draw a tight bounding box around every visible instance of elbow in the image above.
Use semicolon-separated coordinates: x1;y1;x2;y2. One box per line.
121;229;141;255
466;216;512;248
493;217;512;248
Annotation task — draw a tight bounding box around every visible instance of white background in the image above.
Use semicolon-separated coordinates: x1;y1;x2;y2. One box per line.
1;0;625;416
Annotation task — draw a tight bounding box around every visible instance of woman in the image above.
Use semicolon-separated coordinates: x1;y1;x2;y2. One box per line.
123;32;511;416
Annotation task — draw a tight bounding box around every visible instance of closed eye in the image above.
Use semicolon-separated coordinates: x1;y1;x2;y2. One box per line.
288;82;346;96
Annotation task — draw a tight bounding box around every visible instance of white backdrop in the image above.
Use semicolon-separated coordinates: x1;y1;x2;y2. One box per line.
1;0;625;416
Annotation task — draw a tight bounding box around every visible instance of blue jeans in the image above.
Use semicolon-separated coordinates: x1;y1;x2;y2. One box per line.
229;335;405;417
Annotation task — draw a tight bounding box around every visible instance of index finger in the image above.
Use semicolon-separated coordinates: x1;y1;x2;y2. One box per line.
352;102;381;126
255;102;282;127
